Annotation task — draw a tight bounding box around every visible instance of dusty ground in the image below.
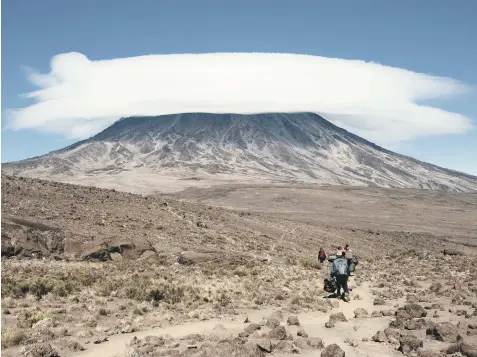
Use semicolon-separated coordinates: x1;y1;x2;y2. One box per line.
169;184;477;239
1;175;477;357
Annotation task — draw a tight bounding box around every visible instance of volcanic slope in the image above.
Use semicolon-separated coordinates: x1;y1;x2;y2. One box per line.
3;113;477;193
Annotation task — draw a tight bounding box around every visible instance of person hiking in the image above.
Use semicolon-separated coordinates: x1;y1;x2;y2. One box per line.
318;248;327;263
331;250;350;301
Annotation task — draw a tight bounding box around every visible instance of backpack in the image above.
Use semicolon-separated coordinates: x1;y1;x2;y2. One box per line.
333;258;348;275
324;278;337;293
349;257;359;273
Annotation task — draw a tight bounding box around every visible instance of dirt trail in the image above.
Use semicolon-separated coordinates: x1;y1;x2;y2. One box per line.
75;279;402;357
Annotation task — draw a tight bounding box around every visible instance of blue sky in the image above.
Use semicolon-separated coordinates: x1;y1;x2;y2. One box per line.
2;0;477;174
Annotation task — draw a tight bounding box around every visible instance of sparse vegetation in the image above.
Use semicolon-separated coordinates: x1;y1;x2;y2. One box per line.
1;175;477;356
1;328;26;348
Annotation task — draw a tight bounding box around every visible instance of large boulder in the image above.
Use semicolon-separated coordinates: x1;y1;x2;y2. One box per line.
321;344;345;357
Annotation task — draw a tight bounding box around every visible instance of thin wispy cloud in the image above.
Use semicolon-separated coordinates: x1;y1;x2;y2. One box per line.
6;52;473;143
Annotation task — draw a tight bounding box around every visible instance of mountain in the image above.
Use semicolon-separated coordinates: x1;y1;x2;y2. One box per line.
3;112;477;193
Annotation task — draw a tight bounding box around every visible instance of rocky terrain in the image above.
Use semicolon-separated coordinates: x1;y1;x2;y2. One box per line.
3;113;477;194
2;174;477;357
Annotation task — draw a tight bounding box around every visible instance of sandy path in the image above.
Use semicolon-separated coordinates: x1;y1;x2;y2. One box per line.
74;279;403;357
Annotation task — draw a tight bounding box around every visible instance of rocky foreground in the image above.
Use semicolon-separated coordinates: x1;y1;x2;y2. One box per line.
1;175;476;357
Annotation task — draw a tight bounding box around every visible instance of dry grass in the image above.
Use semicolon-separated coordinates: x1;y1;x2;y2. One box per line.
1;328;26;348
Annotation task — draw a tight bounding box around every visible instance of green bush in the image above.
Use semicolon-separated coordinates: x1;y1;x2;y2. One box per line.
147;288;165;302
52;280;75;297
30;279;53;300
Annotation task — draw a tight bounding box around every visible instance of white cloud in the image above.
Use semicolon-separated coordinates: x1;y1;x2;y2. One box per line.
6;52;474;143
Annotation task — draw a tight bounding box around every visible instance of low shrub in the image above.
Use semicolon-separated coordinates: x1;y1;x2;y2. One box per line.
1;328;26;348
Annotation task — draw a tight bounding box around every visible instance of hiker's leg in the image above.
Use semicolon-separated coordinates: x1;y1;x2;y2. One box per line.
335;276;342;296
342;276;349;294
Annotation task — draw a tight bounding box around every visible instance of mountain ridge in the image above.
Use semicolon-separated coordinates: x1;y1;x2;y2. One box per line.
3;112;477;193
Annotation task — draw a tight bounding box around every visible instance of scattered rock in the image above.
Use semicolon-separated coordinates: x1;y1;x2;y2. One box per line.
268;326;287;340
396;310;411;320
287;316;300;326
306;337;324;349
293;337;310;351
371;310;383;318
32;318;55;330
266;317;281;329
372;331;387;343
354;308;368;318
256;339;272;353
297;329;308;338
429;282;442;293
325;322;335;328
183;334;204;343
321;343;345;357
404;319;428;331
121;324;137;334
399;334;423;354
329;312;347;323
426;322;460;342
384;328;401;344
404;303;427;318
93;336;109;344
66;340;85;352
199;338;266;357
268;310;284;321
446;342;477;357
22;343;60;357
272;340;294;353
374;298;385;306
245;323;261;335
443;249;462;256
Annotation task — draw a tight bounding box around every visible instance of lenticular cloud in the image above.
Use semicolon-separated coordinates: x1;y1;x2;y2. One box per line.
6;52;473;143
